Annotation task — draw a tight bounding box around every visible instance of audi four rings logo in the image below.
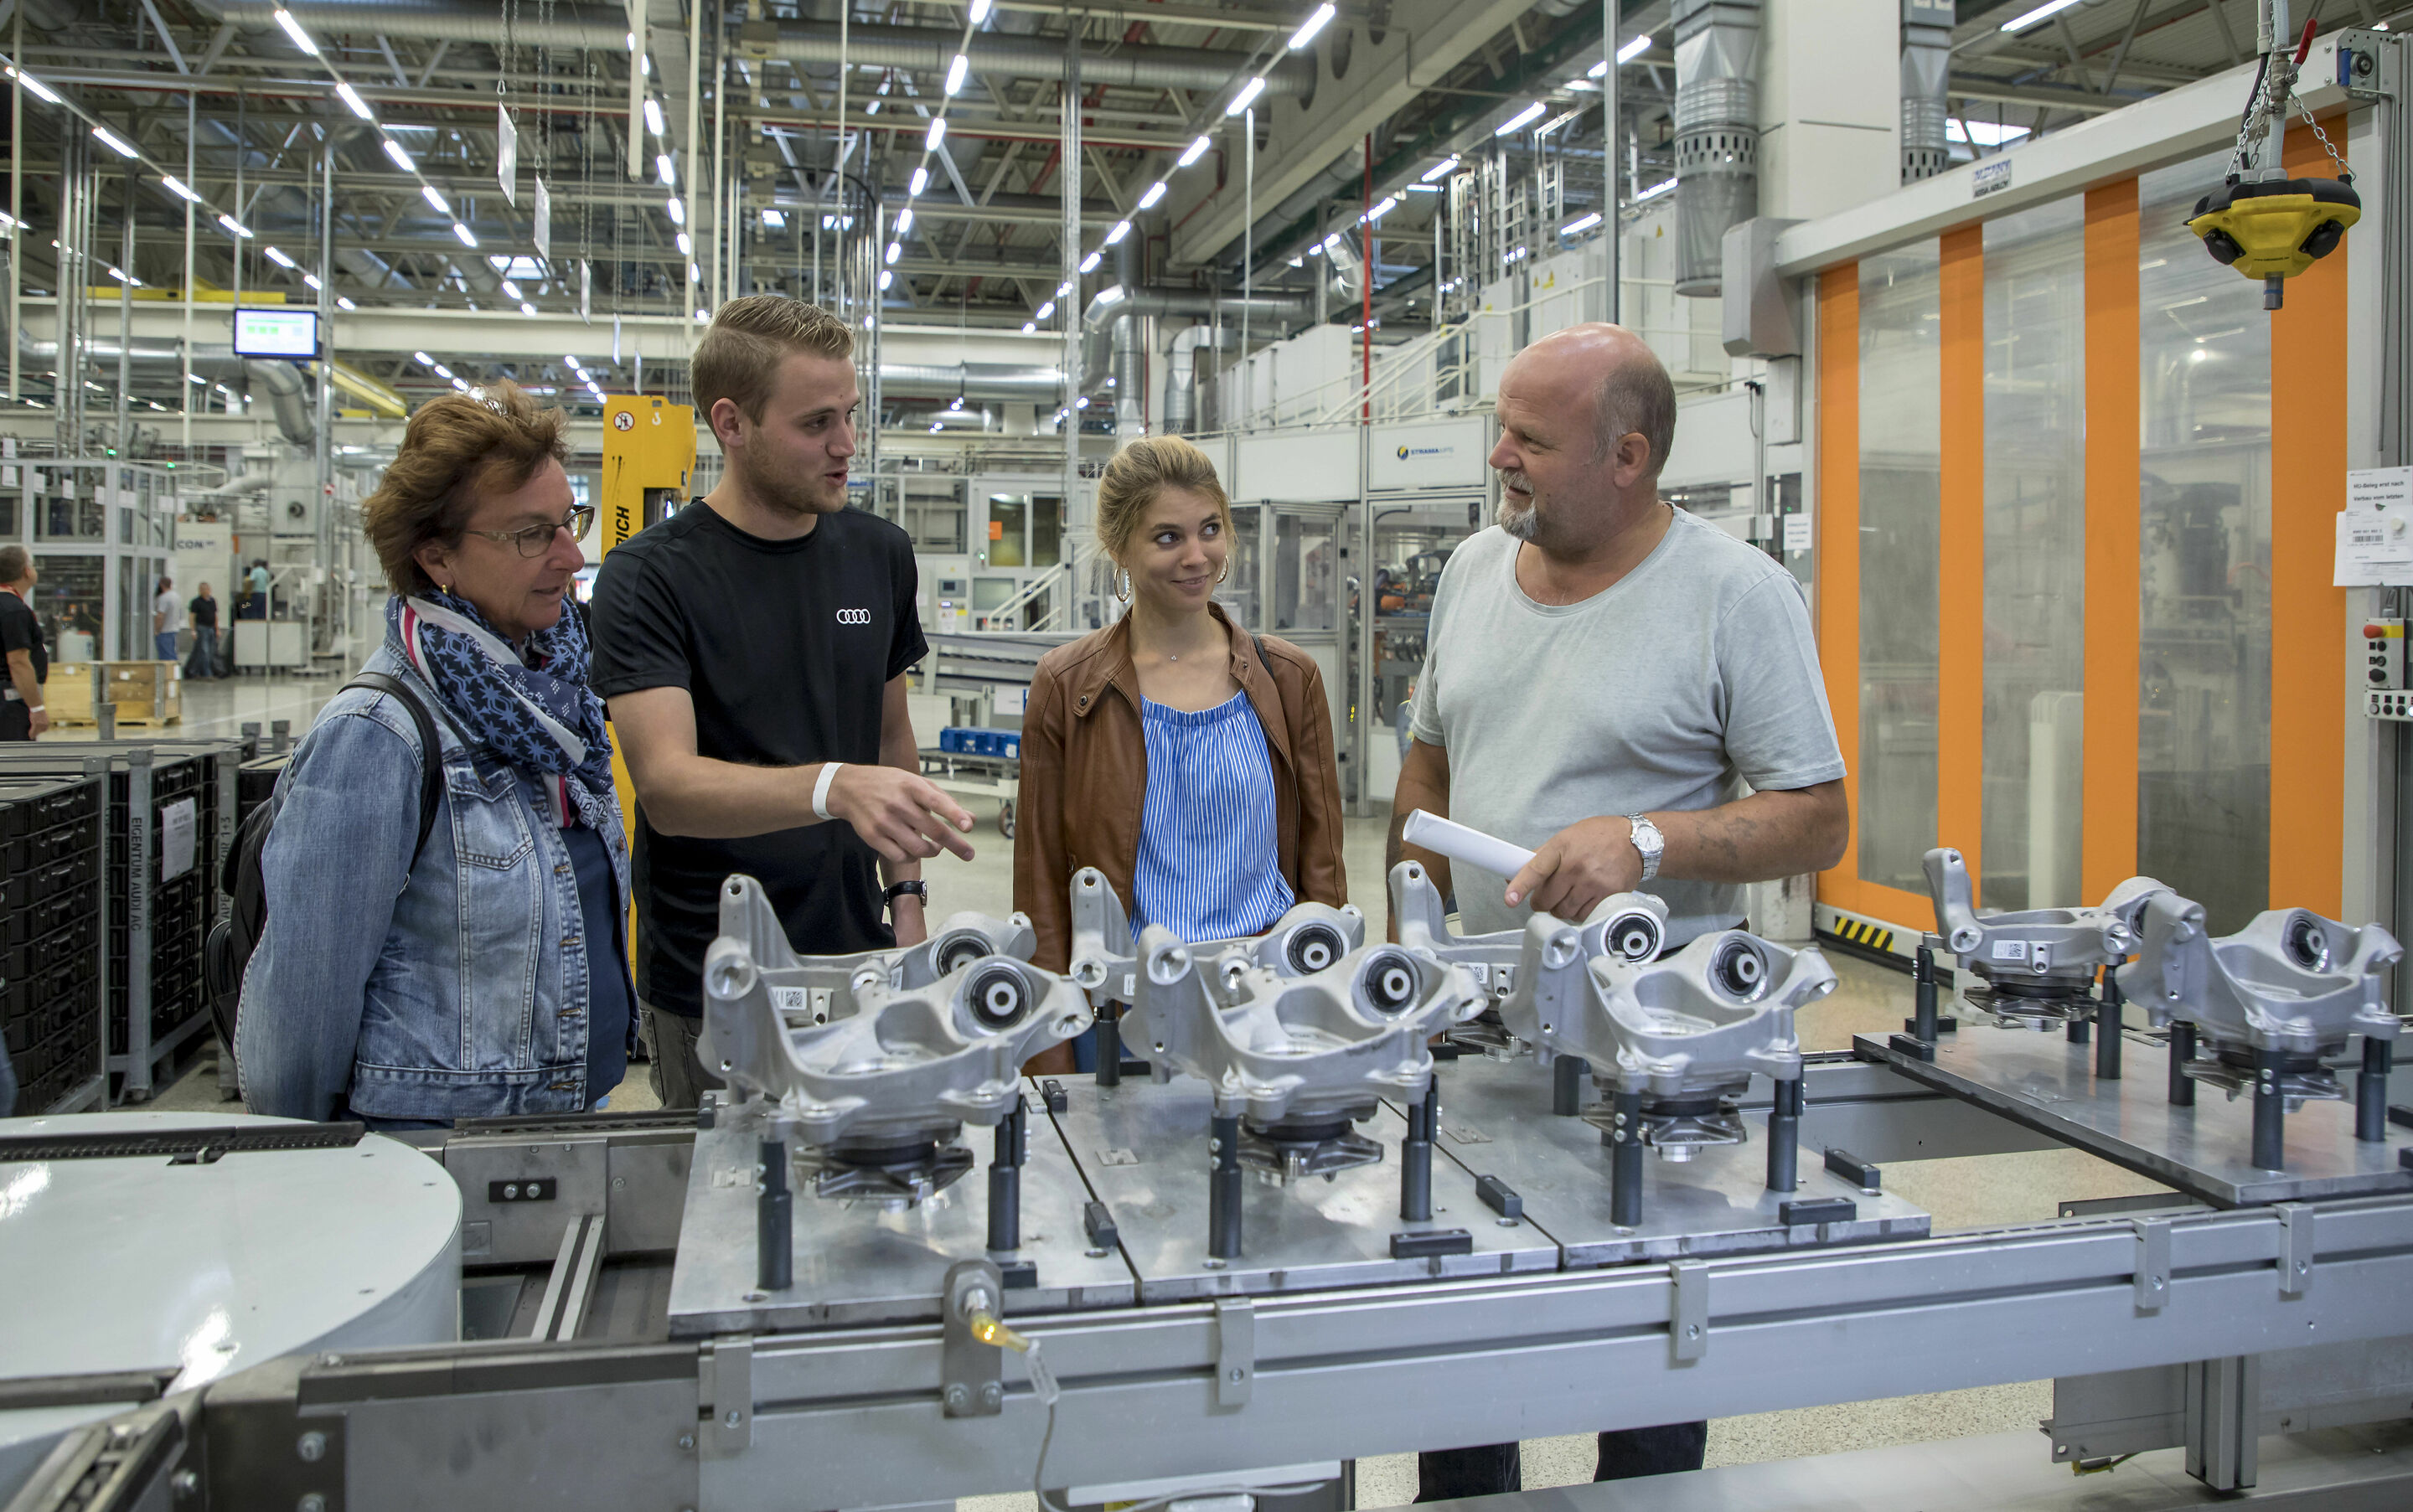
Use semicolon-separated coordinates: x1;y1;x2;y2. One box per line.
835;608;872;625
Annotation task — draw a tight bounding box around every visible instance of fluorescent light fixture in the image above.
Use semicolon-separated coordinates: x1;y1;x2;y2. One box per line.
1404;183;1439;194
217;213;253;237
762;208;787;228
657;152;676;185
1095;284;1124;306
1367;195;1398;220
865;97;881;116
302;273;323;291
272;8;319;55
1179;134;1211;168
675;231;692;255
879;269;894;290
971;0;994;20
1635;175;1677;201
334;81;374;120
1035;300;1055;320
336;295;355;310
1076;396;1089;409
666;196;685;224
452;376;469;391
1288;255;1302;267
160;174;201;204
91;126;137;158
643;97;665;137
885;242;900;265
1560;211;1603;235
382;138;415;172
909;166;929;197
1138;180;1167;209
1227;75;1267;116
1104;219;1131;245
945;54;969;95
925;116;946;151
1496;101;1546;135
262;245;296;269
415;185;450;216
896;208;913;235
1289;3;1336;49
414;351;434;364
1999;0;2081;32
690;263;701;280
433;363;453;378
12;70;61;106
520;302;536;317
452;221;478;247
1322;232;1343;250
565;355;582;369
1307;242;1323;257
1021;321;1035;333
1618;34;1651;65
1079;250;1101;274
105;264;137;285
500;281;522;299
1421;155;1460;183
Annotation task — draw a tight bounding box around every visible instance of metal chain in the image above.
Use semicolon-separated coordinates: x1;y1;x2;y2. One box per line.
2294;90;2354;177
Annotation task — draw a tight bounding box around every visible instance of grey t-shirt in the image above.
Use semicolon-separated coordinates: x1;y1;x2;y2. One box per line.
1409;510;1846;939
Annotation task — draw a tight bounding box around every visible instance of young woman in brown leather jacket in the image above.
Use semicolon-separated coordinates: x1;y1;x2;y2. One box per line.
1014;436;1348;1073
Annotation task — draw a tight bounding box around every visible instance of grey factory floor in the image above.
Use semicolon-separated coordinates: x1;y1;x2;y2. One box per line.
102;668;2180;1501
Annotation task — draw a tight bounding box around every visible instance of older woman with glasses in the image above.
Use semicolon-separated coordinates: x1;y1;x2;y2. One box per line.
239;384;634;1128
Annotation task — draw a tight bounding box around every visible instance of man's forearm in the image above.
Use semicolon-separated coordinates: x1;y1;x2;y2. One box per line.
633;752;827;839
7;652;39;706
1656;782;1847;884
1385;766;1454;898
876;720;923;887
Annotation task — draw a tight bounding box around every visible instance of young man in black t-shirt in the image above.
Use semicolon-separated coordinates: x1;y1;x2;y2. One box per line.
590;297;976;1107
0;546;48;741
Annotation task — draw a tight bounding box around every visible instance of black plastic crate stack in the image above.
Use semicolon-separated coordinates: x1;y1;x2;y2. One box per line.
235;753;290;829
0;774;105;1114
0;739;242;1102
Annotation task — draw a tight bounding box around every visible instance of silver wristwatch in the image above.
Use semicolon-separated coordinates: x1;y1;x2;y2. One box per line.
1626;813;1664;883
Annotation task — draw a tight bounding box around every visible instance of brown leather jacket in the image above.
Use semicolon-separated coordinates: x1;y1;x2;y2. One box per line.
1013;603;1349;973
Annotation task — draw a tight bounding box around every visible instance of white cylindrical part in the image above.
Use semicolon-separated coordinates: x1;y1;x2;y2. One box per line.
1401;810;1537;880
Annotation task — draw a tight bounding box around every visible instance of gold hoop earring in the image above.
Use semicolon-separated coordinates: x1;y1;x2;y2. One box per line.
1113;570;1131;603
1215;560;1229;585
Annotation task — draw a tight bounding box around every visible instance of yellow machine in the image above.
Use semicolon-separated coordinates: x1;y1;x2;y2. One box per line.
597;395;696;895
2187;9;2359;310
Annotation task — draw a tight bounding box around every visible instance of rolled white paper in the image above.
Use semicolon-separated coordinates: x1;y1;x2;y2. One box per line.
1400;809;1537;882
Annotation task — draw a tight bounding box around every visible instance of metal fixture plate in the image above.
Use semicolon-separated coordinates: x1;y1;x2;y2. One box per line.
1854;1031;2413;1206
664;1089;1134;1336
1410;1058;1928;1267
1046;1078;1557;1302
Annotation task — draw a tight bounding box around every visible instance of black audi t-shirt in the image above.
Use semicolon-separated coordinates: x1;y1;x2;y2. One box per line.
0;589;46;688
590;501;927;1014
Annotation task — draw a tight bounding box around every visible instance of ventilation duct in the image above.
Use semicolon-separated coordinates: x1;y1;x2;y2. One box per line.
1672;0;1762;298
1112;241;1144;437
1162;325;1234;436
1079;287;1313;394
1900;0;1954;185
877;363;1063;400
762;22;1312;97
199;0;623;47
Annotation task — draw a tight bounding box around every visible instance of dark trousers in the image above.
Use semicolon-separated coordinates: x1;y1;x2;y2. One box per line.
1415;1424;1708;1502
0;699;29;741
641;1004;725;1110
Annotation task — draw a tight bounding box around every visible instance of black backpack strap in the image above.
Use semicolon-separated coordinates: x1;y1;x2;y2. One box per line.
344;671;446;868
1251;632;1273;675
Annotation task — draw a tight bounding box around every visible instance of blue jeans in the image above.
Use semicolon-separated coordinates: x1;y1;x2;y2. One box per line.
154;631;178;662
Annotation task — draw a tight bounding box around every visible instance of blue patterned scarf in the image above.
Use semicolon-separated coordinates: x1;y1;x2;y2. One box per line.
386;591;616;830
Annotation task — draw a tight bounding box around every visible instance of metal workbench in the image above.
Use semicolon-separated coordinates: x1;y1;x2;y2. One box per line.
10;1040;2413;1512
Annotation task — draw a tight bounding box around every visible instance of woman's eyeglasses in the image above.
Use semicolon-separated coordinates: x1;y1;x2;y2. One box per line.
464;504;597;557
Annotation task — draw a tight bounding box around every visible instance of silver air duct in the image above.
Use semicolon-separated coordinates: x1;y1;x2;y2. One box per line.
762;22;1313;96
199;0;623;47
1900;0;1954;184
878;363;1064;400
1079;287;1312;397
1672;0;1762;298
1112;240;1144;437
1162;325;1233;436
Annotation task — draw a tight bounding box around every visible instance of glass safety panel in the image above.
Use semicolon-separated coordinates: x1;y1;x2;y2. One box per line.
2137;152;2273;933
31;552;103;661
1274;513;1341;632
1031;493;1062;569
1982;197;2089;911
1857;243;1944;896
986;495;1029;568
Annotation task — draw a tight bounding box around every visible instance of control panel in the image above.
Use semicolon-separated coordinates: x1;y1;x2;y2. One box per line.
2367;617;2405;691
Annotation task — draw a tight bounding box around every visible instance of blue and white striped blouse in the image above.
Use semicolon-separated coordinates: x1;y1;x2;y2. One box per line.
1131;690;1296;943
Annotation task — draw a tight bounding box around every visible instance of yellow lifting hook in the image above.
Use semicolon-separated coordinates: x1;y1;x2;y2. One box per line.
2186;9;2359;310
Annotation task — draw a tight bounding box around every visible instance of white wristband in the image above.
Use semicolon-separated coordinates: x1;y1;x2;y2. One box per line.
26;704;42;712
812;761;844;822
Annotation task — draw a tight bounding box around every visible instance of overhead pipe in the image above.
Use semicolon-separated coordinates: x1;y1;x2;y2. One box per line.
1112;240;1144;437
878;361;1064;400
758;22;1314;96
1671;0;1762;297
1162;325;1234;436
196;0;623;48
1900;0;1954;184
1080;286;1313;385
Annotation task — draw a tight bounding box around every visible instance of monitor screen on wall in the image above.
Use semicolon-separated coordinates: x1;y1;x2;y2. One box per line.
232;308;319;359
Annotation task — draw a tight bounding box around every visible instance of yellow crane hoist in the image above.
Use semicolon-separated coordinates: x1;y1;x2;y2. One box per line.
2186;5;2358;310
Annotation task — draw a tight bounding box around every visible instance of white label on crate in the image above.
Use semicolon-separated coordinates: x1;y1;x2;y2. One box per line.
1990;939;2029;962
160;797;196;883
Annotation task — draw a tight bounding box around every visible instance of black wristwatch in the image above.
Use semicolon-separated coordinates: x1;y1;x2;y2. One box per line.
883;880;929;911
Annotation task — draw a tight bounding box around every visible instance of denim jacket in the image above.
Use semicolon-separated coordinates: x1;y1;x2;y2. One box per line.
236;642;634;1123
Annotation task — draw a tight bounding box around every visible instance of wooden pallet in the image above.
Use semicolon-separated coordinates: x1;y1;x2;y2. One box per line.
54;713;183;729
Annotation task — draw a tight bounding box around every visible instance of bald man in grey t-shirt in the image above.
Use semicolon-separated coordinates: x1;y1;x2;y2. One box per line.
1388;323;1848;1500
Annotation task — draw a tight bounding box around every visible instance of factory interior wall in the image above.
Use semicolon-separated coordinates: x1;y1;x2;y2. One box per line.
1811;131;2353;936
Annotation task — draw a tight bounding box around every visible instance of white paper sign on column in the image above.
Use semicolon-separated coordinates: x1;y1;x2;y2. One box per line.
2348;465;2413;513
2336;506;2413;586
160;797;197;883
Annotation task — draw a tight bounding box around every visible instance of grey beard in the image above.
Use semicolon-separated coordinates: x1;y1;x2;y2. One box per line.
1498;474;1539;541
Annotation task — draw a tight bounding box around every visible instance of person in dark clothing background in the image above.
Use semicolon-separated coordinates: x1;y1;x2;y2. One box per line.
0;546;48;741
187;581;221;679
